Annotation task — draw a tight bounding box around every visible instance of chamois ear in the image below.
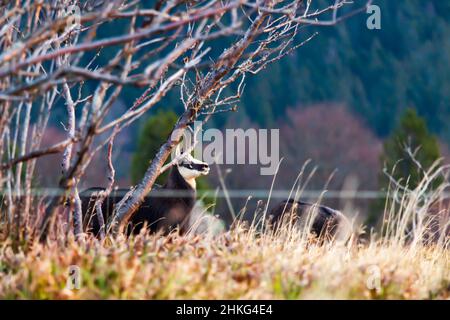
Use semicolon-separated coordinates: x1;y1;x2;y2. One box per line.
173;131;195;164
174;143;182;159
174;142;190;165
178;137;191;156
181;128;195;155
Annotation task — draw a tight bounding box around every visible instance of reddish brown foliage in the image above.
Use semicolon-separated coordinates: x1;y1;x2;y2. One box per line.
278;104;382;191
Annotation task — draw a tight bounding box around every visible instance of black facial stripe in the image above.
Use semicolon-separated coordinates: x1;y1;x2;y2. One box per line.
181;163;207;171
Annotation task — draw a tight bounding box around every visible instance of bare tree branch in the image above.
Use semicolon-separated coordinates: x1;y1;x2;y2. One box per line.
0;0;367;241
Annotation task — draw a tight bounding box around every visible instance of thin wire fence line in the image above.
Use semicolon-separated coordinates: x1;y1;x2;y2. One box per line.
1;188;450;199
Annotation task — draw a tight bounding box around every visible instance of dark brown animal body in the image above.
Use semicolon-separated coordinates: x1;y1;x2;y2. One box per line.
268;199;349;239
81;166;198;236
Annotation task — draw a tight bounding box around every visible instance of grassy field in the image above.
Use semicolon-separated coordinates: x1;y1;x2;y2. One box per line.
1;164;449;300
0;223;448;299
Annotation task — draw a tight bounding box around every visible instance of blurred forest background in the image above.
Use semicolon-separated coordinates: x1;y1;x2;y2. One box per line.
36;0;450;224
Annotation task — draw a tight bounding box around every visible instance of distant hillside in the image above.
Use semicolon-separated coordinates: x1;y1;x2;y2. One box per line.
229;0;450;140
75;1;450;144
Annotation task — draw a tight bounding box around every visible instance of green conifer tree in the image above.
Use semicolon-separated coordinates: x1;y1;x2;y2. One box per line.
367;108;441;226
131;110;178;185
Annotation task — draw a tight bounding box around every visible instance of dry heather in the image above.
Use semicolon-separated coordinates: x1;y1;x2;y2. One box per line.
0;225;448;299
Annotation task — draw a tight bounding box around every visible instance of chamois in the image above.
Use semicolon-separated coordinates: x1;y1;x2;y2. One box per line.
268;199;351;240
81;151;210;236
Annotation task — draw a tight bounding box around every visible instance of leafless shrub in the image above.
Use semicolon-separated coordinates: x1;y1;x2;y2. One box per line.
0;0;371;242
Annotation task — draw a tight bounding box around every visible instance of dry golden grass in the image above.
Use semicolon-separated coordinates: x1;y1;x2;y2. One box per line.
0;162;449;299
0;223;448;299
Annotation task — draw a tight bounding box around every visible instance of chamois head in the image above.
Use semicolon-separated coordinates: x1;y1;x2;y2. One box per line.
174;145;210;181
